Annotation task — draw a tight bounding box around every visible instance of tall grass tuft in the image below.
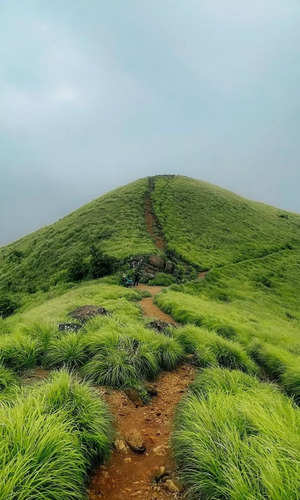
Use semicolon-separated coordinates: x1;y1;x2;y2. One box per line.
44;333;88;368
0;399;86;499
38;370;114;464
172;368;300;499
0;370;113;499
174;325;257;374
0;334;41;371
249;340;300;403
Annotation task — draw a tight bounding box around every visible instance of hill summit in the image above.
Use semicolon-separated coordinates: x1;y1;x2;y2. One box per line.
1;174;300;294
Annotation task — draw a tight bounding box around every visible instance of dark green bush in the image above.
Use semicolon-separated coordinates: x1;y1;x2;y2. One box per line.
149;273;176;286
0;296;18;318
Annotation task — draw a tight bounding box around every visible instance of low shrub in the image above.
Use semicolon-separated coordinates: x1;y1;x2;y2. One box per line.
172;368;300;499
149;273;176;286
0;295;18;318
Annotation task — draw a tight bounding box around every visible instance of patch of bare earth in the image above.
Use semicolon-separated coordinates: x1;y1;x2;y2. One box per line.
137;285;177;326
145;196;165;250
88;285;194;499
88;364;194;500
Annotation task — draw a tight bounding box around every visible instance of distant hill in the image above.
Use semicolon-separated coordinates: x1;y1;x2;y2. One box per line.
1;174;300;294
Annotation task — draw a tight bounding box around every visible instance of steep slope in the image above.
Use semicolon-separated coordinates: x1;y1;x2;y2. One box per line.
2;174;300;296
0;178;156;293
152;175;300;268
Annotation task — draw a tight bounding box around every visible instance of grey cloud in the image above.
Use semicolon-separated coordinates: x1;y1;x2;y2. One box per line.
1;0;300;245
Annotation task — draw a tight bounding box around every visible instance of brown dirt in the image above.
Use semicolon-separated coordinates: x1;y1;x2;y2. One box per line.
88;285;194;499
138;285;177;326
198;271;208;279
88;364;194;500
145;196;165;250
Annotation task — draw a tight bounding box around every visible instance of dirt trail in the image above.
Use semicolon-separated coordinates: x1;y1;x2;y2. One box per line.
138;284;177;326
88;286;195;499
145;181;165;250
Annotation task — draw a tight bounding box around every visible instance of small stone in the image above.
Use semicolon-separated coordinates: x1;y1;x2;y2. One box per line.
163;479;180;493
124;457;132;463
153;465;170;483
114;439;128;453
145;383;158;397
124;430;146;453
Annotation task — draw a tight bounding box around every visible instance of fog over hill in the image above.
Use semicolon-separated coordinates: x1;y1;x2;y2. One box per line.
1;1;300;244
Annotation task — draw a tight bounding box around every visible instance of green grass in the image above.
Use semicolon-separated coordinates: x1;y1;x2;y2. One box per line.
0;370;113;499
172;367;300;500
155;259;300;398
249;341;300;404
173;325;257;374
1;175;300;497
152;175;300;268
0;178;156;294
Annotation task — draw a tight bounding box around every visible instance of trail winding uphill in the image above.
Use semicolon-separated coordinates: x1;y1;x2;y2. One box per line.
88;286;195;500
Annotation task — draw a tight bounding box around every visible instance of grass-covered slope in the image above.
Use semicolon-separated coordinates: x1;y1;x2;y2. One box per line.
173;368;300;499
156;248;300;402
0;178;156;293
152;175;300;268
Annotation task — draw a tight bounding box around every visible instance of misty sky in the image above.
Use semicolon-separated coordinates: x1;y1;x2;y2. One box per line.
1;1;300;246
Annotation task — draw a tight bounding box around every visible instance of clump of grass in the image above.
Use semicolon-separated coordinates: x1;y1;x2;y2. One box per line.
174;325;257;374
82;334;159;387
0;364;18;391
153;335;184;370
249;341;300;403
38;370;114;464
172;367;300;499
44;333;88;369
0;364;20;406
21;321;59;350
0;333;41;371
189;366;261;398
0;370;114;499
0;398;86;500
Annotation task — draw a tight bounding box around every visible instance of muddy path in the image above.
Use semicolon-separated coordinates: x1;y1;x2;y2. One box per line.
88;286;195;499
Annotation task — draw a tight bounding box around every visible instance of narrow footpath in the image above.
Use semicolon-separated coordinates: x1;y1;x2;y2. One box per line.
89;180;196;499
88;286;195;500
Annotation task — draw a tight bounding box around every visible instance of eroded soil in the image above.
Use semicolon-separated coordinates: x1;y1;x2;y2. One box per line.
145;196;165;250
88;364;194;499
138;285;177;326
88;285;194;499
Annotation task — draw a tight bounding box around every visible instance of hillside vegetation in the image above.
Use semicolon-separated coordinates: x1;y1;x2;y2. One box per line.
0;178;156;294
152;175;300;267
1;175;300;498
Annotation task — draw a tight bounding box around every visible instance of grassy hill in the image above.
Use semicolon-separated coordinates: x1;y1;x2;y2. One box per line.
152;175;300;267
0;178;156;294
1;175;300;498
2;174;300;297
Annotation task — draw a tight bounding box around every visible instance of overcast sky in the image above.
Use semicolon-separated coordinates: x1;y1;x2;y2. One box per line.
1;1;300;245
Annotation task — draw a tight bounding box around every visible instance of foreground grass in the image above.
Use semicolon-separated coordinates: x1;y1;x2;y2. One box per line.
0;370;113;499
173;367;300;499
